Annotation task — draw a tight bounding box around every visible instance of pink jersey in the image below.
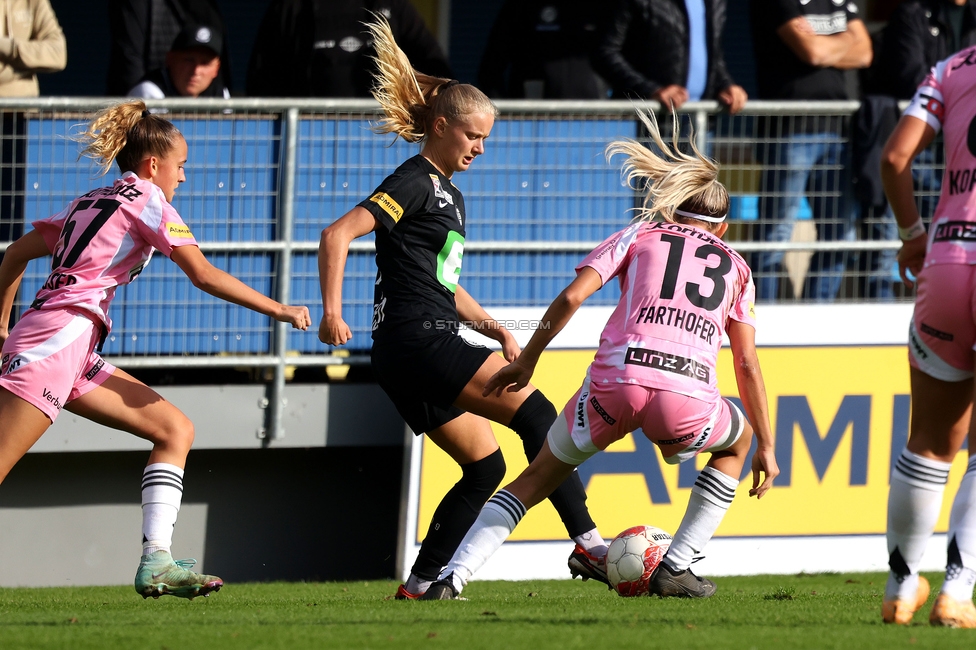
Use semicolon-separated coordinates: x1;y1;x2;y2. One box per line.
578;221;756;402
29;171;198;333
904;46;976;266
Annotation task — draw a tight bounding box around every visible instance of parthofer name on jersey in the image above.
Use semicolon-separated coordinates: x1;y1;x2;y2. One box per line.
636;304;717;344
82;183;143;202
933;220;976;242
624;346;711;382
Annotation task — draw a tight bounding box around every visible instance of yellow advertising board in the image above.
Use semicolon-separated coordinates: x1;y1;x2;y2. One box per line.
415;346;969;544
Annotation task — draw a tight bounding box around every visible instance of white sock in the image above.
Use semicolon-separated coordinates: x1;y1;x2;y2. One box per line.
664;466;737;571
885;449;950;601
943;456;976;601
403;574;431;595
141;463;184;555
574;528;608;557
442;490;526;594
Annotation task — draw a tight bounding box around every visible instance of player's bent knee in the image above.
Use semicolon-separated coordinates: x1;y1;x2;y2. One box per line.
729;420;754;457
461;447;506;494
148;410;195;452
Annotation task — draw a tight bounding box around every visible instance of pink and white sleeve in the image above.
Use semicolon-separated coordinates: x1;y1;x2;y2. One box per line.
575;223;640;285
30;206;70;253
904;60;947;133
134;193;199;256
728;263;757;328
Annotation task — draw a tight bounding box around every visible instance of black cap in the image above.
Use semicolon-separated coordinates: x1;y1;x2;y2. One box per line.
171;24;222;56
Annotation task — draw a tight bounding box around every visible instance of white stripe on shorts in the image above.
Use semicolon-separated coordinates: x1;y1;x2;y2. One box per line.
2;314;92;377
909;318;973;382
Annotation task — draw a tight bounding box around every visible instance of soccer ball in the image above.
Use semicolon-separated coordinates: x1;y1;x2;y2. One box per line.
605;525;672;597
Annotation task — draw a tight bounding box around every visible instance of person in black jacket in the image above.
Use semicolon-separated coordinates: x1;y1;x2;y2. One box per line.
247;0;451;98
106;0;231;96
860;0;976;298
750;0;872;301
591;0;747;113
128;24;230;99
875;0;976;99
478;1;609;99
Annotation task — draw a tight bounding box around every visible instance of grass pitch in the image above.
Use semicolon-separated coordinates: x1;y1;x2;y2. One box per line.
0;572;972;649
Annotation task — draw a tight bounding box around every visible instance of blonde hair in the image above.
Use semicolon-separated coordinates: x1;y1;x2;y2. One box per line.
606;108;728;229
74;100;183;176
365;14;496;143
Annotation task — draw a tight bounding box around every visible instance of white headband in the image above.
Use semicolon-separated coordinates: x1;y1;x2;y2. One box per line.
674;208;727;223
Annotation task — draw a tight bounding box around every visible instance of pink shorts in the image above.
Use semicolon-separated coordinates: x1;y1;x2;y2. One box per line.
548;370;744;466
909;264;976;382
0;309;115;422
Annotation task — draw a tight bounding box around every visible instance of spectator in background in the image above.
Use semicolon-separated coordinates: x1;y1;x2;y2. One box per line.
749;0;872;301
591;0;747;114
129;24;229;99
247;0;451;98
876;0;976;99
0;0;65;97
106;0;231;96
478;1;609;99
859;0;976;298
0;0;66;297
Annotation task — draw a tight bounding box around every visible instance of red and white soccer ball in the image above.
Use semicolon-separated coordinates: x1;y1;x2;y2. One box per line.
605;525;673;597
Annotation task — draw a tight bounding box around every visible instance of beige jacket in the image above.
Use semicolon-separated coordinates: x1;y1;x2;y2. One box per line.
0;0;65;96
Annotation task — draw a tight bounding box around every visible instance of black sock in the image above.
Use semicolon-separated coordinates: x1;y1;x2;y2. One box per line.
509;390;596;539
410;447;506;581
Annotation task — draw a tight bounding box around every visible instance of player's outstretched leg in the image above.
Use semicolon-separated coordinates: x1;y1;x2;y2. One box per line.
649;463;741;598
135;550;223;599
649;407;757;600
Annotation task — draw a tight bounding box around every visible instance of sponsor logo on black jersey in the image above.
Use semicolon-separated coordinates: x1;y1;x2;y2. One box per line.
369;192;404;222
429;174;454;205
624;347;710;382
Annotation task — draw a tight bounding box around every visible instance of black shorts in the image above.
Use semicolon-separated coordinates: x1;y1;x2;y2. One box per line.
371;332;494;435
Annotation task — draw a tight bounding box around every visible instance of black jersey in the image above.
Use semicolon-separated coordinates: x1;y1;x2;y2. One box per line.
750;0;859;101
358;155;467;342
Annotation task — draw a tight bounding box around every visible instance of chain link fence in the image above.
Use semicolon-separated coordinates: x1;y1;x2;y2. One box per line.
0;97;935;434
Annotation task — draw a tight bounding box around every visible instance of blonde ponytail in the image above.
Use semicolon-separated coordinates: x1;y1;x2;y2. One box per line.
74;100;182;176
606;108;728;226
365;14;496;142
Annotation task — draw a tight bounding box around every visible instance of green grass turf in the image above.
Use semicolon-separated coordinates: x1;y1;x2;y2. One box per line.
0;572;972;649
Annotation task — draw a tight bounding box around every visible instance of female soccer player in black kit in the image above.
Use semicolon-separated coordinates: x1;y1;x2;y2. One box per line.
317;15;605;599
